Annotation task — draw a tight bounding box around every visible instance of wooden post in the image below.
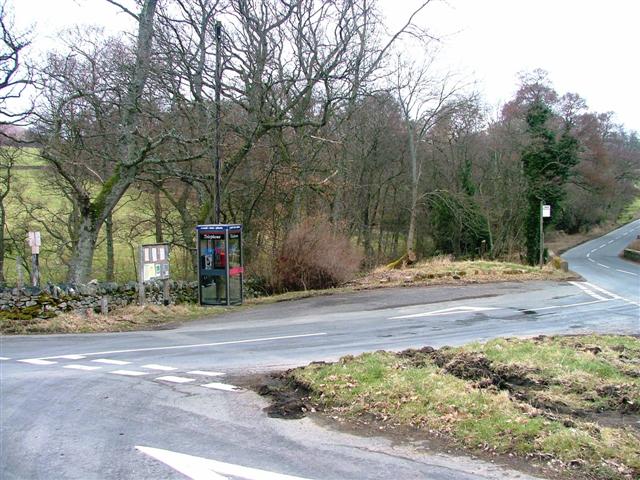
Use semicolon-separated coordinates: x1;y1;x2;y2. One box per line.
138;246;145;305
16;256;23;288
162;278;170;306
31;254;40;288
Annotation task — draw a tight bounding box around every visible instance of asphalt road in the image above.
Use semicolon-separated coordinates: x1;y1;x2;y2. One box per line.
1;222;638;480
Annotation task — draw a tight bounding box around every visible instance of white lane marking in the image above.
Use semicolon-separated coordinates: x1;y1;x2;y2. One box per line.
568;281;607;301
136;446;315;480
155;376;194;384
596;263;611;269
18;359;57;365
608;240;615;245
390;306;497;320
111;370;148;377
40;333;327;359
63;365;102;371
586;252;591;258
616;269;638;276
0;357;11;360
533;300;609;312
142;364;177;372
92;359;131;365
201;382;242;392
584;282;622;300
588;258;596;263
58;355;87;360
583;281;639;307
188;371;225;377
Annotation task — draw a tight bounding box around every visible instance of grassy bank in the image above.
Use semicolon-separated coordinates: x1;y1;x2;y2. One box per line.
289;335;639;480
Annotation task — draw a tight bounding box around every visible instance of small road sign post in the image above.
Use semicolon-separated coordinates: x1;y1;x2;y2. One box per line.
540;203;551;267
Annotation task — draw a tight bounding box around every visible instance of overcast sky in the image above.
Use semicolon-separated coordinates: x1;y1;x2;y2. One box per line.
8;0;640;132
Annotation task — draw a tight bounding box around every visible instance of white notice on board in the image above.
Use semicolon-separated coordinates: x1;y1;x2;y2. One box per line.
151;248;158;262
159;248;165;261
144;248;150;262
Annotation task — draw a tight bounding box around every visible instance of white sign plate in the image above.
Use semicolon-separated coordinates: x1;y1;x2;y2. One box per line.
542;205;551;218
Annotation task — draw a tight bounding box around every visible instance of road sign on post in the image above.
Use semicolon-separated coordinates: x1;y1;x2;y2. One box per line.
542;205;551;218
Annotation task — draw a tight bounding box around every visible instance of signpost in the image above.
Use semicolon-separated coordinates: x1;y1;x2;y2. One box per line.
539;203;551;267
27;231;41;287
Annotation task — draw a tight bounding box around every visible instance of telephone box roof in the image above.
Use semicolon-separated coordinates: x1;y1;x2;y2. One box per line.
195;224;242;231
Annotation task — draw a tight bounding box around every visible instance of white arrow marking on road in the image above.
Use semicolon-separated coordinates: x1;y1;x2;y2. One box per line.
136;446;315;480
390;306;497;320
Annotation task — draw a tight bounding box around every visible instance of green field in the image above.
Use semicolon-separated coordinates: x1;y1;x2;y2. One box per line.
2;148;195;284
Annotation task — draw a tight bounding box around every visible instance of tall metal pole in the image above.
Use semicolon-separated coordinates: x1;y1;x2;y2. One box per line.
214;21;222;224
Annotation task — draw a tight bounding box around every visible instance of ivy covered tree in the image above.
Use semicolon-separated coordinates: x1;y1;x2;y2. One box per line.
521;99;578;265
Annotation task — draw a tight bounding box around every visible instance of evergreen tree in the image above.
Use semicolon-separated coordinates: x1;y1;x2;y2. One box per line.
521;100;579;264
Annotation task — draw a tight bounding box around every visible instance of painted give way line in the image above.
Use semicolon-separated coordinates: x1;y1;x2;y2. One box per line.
137;446;314;480
42;333;328;360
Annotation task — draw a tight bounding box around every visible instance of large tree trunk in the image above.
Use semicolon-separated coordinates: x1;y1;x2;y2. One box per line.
154;188;163;242
0;202;5;284
68;217;100;284
62;0;158;284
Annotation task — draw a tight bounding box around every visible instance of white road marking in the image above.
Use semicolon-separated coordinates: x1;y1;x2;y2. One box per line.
188;371;225;377
201;382;242;392
92;359;131;365
586;252;591;258
607;240;615;245
57;355;86;360
533;300;609;312
584;282;621;300
141;364;177;371
111;370;148;377
616;269;638;276
136;446;315;480
155;376;194;384
18;359;57;365
63;365;102;371
596;263;610;269
568;282;607;301
0;357;11;360
40;333;327;359
588;258;596;263
390;306;497;320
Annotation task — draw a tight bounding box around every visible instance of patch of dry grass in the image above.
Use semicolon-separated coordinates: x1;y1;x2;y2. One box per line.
349;255;574;290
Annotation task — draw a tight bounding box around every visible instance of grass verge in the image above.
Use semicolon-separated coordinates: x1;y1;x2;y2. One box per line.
0;304;221;334
287;335;639;480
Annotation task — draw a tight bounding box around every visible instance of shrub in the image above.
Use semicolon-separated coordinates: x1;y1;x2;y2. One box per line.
274;216;362;291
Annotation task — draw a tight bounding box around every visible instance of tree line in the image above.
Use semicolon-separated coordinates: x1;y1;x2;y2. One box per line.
1;0;638;288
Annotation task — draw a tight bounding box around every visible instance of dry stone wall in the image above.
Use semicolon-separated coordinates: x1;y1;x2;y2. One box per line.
0;281;198;319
